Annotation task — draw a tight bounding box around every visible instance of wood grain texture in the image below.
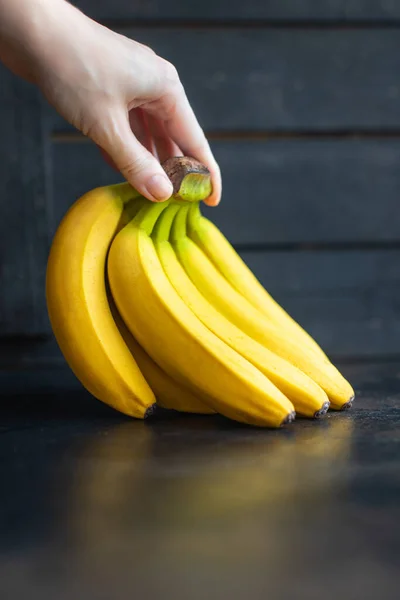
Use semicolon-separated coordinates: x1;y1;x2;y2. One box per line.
206;138;400;245
0;67;51;335
47;28;400;132
242;249;400;358
73;0;400;21
52;139;400;245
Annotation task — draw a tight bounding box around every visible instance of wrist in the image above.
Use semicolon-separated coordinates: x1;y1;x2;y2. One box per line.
0;0;81;82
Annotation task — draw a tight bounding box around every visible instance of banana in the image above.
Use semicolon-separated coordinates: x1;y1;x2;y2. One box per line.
153;204;330;418
175;205;355;410
108;200;296;428
110;299;215;415
188;202;328;359
46;183;156;418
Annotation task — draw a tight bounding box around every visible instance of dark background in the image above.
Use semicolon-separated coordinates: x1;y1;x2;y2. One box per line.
2;0;400;385
1;4;400;598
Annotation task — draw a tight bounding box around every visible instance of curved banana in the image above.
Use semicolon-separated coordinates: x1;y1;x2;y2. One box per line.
46;183;156;418
175;206;354;410
108;201;296;428
153;204;329;418
188;203;328;359
110;300;215;415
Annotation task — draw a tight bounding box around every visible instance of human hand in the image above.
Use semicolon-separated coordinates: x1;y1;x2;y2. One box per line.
0;0;221;205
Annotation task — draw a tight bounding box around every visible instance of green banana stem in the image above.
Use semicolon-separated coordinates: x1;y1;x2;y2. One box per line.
171;205;190;243
152;203;181;243
124;195;148;219
112;155;212;210
177;172;212;202
133;200;171;236
162;157;212;203
116;156;211;234
117;195;149;232
109;181;142;204
187;202;203;234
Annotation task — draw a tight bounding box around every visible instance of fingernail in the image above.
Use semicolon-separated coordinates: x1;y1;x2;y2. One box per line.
147;174;173;201
204;195;220;207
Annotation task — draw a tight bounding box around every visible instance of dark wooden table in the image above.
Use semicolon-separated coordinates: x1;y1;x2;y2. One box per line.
1;361;399;600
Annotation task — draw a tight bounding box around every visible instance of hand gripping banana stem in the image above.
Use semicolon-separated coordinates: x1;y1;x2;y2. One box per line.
108;192;296;428
153;203;329;418
46;182;156;418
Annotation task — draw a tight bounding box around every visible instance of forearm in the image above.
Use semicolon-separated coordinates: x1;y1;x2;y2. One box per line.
0;0;78;82
0;0;221;204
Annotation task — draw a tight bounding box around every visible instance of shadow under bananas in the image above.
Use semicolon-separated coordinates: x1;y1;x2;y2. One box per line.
53;415;353;594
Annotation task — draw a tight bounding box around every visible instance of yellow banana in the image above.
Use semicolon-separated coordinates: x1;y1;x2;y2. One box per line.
46;183;156;418
188;202;328;359
153;204;330;418
108;201;296;428
110;300;215;415
175;205;354;410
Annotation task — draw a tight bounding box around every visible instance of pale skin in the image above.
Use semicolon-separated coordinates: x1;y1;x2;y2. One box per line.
0;0;221;205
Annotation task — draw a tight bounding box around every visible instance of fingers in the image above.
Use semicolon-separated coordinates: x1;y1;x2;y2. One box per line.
146;114;182;163
129;108;155;155
169;98;221;207
146;85;222;206
92;108;173;202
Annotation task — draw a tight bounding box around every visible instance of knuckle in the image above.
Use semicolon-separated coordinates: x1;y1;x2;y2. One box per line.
135;40;156;56
121;153;152;178
77;102;114;143
80;117;103;142
160;59;180;86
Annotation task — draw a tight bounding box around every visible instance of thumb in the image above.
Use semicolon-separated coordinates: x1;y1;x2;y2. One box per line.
93;109;173;202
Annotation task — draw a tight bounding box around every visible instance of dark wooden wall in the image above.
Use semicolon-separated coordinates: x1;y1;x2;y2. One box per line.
2;1;400;381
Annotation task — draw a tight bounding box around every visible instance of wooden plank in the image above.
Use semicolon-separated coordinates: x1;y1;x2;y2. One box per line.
52;138;400;245
1;248;399;365
47;28;400;132
73;1;400;21
240;249;400;359
0;67;51;335
207;138;400;245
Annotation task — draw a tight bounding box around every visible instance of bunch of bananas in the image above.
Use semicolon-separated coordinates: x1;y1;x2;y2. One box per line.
46;157;354;428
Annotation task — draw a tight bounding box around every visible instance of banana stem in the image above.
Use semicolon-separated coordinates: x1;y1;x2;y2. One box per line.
162;157;212;202
133;201;171;235
109;182;143;204
124;196;148;219
152;203;181;243
117;196;150;232
115;156;212;235
171;205;190;243
187;202;202;234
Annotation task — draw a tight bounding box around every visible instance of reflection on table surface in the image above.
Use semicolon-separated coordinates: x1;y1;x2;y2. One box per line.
0;379;399;600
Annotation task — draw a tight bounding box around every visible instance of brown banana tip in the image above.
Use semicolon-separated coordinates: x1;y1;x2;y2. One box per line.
281;410;296;426
314;401;331;419
341;395;355;411
144;403;158;419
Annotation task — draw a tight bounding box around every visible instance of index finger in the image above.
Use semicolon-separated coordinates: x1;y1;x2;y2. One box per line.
161;89;222;206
